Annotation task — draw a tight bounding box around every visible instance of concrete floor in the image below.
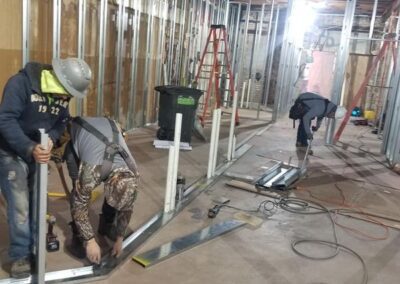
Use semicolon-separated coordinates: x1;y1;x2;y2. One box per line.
1;110;400;284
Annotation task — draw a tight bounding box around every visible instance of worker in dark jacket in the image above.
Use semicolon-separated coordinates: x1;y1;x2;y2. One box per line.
0;58;91;278
293;92;346;147
63;117;139;264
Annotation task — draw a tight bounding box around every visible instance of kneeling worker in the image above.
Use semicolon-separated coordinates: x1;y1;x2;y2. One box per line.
64;116;139;264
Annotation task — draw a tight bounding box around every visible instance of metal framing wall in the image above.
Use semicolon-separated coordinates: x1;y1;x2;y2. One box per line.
9;0;400;282
382;46;400;165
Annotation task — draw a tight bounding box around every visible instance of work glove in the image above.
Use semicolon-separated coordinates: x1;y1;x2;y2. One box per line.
311;126;319;132
307;133;313;140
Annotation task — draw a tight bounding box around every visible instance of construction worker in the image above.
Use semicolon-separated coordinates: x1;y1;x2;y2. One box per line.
289;92;346;149
63;116;139;264
0;58;92;278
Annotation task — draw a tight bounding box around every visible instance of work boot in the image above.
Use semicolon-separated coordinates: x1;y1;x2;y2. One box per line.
98;214;117;242
10;256;31;279
66;221;86;259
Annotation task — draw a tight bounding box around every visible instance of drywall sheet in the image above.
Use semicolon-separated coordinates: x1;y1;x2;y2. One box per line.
305;51;335;99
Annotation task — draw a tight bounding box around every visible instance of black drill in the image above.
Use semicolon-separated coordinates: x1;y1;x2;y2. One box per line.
208;199;230;218
46;215;60;252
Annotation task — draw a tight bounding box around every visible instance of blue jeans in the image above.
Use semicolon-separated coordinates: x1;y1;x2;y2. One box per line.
0;148;36;261
296;120;308;146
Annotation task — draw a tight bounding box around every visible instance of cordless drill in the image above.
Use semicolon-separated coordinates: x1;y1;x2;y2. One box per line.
46;215;60;252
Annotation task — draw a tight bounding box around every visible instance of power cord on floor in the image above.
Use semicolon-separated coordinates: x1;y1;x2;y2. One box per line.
215;196;368;284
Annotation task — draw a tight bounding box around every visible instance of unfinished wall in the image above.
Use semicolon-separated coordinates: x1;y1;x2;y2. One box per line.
0;0;22;101
84;0;101;116
30;0;53;63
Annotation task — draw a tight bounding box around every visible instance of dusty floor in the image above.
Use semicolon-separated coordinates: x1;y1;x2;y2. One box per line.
1;110;400;284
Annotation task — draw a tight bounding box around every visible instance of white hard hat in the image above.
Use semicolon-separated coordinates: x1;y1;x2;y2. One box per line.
52;58;92;98
335;106;347;119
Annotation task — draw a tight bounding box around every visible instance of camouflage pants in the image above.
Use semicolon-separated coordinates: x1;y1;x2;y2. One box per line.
70;162;139;241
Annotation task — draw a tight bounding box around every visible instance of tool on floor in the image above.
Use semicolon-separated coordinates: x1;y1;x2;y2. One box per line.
255;140;312;190
194;24;239;126
132;220;245;268
208;199;230;218
46;215;60;252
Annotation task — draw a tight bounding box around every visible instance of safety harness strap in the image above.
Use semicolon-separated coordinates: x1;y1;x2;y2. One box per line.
74;117;137;180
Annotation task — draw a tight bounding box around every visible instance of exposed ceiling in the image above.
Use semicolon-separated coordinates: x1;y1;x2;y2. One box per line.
235;0;397;17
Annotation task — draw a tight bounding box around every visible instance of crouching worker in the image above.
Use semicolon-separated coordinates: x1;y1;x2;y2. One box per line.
289;92;346;151
0;58;91;278
64;116;139;264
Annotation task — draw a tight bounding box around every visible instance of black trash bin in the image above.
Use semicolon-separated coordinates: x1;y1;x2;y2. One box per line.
155;85;203;144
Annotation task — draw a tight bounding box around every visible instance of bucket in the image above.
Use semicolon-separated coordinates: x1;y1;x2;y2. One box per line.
364;110;376;120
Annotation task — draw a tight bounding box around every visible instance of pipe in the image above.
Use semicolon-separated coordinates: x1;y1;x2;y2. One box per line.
240;81;246;108
170;113;182;211
35;129;48;283
164;145;175;213
212;108;222;176
207;109;218;178
227;91;238;161
246;78;251;108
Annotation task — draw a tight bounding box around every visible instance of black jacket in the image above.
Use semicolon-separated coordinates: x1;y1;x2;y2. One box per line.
0;62;70;163
298;92;337;137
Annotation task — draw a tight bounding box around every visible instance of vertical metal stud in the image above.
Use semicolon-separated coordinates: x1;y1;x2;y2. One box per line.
231;3;241;73
77;0;87;116
264;3;277;108
96;0;108;116
325;0;356;144
236;1;251;98
175;0;187;83
115;0;126;121
53;0;61;59
167;0;178;83
369;0;378;39
22;0;30;66
273;0;294;121
128;0;142;129
142;0;154;125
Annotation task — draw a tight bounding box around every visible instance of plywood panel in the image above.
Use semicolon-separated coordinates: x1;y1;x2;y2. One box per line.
305;51;335;99
61;0;79;116
30;0;53;63
0;0;22;101
343;54;372;110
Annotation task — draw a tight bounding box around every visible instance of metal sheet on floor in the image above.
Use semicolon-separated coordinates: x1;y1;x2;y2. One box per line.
132;220;245;267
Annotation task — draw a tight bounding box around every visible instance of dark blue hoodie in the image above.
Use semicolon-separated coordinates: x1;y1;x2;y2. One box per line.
0;62;70;163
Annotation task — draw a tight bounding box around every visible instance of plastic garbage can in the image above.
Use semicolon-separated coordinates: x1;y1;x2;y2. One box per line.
155;85;203;144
